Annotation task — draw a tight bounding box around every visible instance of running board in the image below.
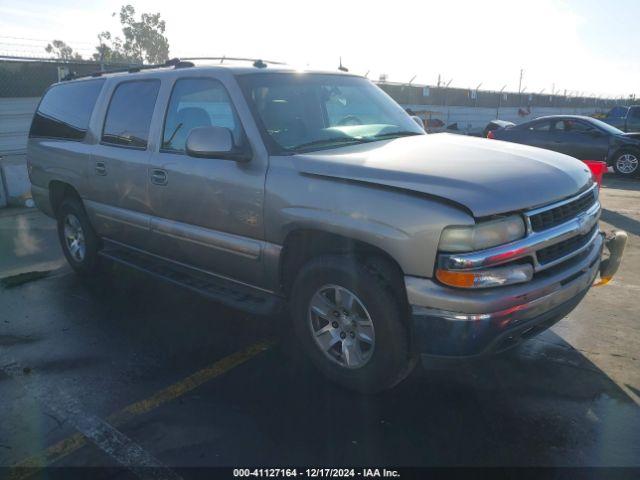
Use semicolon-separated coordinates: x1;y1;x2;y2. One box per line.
98;242;283;316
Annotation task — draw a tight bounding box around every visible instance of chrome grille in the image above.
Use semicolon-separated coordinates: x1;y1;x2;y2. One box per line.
529;189;596;232
439;184;601;277
536;225;598;265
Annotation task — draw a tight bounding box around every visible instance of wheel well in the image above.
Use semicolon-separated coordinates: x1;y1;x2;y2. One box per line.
279;229;408;311
49;181;81;216
610;146;640;164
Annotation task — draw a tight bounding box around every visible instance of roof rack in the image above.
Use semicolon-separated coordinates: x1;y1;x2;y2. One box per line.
60;56;286;82
61;57;194;81
181;57;287;67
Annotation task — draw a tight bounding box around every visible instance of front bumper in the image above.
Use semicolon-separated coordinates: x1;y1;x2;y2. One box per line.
406;231;611;357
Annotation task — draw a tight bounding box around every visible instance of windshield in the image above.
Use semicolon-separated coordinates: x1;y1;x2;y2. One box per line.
238;73;424;153
589;117;625;135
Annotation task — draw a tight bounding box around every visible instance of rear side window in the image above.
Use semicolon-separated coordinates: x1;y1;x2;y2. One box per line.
102;80;160;148
29;80;105;141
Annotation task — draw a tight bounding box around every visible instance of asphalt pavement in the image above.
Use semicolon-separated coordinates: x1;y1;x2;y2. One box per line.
0;177;639;478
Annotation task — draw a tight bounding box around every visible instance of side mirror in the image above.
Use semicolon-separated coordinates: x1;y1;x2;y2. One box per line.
185;126;250;162
411;115;425;130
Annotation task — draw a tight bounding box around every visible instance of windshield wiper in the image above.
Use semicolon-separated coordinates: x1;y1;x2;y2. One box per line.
292;137;372;151
371;131;423;140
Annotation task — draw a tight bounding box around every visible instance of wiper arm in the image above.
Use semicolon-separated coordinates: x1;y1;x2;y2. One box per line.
292;137;371;151
371;130;423;140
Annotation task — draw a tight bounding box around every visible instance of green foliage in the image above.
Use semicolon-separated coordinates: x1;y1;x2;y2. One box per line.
93;4;170;64
44;40;83;61
45;4;170;65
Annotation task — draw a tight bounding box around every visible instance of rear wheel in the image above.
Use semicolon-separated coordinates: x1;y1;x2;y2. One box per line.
613;150;639;177
290;255;413;393
57;197;101;275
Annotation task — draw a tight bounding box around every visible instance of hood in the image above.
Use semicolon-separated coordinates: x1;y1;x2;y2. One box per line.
621;132;640;141
293;134;592;218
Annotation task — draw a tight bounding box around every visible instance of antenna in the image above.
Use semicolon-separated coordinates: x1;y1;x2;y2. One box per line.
338;57;348;72
408;75;416;85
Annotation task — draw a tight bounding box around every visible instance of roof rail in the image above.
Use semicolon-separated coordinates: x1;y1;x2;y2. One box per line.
61;57;194;81
181;57;287;67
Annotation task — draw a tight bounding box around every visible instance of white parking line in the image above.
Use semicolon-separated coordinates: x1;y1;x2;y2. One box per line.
1;360;182;480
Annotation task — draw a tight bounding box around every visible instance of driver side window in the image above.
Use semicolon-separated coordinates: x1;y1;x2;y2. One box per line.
530;121;551;131
324;85;385;127
162;78;242;153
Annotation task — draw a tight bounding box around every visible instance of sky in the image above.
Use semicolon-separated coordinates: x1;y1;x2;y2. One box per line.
0;0;638;98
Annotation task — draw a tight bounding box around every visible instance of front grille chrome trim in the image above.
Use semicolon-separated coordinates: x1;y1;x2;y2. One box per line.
439;199;601;273
525;183;598;233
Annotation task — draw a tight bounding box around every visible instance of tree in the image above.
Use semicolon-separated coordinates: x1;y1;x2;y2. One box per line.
94;31;130;64
93;5;170;65
45;40;83;61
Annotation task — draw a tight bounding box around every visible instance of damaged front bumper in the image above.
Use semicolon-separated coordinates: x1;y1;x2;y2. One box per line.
405;229;627;358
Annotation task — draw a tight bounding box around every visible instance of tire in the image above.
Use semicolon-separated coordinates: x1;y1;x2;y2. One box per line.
612;149;640;178
57;197;101;275
289;255;413;393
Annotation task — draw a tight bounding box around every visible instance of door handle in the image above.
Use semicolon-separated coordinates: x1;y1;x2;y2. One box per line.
150;169;168;186
95;161;107;176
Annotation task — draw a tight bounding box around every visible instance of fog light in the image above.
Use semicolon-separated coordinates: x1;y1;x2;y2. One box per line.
436;264;533;289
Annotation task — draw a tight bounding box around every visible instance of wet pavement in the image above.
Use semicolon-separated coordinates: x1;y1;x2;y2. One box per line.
0;177;639;475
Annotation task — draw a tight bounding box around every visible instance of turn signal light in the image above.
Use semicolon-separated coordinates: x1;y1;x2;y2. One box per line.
436;269;476;288
436;264;534;289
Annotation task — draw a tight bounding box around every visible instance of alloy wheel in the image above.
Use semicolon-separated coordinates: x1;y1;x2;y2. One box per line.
307;284;375;369
63;213;86;262
616;153;639;174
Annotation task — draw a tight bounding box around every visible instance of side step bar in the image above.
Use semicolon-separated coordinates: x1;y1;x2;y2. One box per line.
98;241;284;316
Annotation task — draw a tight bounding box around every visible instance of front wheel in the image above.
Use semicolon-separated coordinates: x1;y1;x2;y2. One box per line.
613;150;639;178
290;255;414;393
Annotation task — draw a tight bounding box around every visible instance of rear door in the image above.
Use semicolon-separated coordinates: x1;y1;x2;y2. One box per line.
86;79;161;247
146;73;269;288
518;119;554;150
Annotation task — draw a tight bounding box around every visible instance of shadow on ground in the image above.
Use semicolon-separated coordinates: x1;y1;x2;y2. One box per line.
39;264;640;469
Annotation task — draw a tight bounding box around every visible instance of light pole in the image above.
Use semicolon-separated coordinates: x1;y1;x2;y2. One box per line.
444;79;453;124
474;82;482;107
496;85;507;119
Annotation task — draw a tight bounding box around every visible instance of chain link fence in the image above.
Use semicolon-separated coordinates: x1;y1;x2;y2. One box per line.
0;57;140;98
1;55;634;111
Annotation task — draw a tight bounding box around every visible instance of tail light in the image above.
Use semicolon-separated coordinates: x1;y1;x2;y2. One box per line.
487;130;495;139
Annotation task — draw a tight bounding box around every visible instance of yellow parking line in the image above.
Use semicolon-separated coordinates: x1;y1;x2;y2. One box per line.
8;338;275;480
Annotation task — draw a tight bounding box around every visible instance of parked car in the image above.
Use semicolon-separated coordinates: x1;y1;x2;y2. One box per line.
482;119;515;138
27;59;625;392
602;105;640;132
490;115;640;177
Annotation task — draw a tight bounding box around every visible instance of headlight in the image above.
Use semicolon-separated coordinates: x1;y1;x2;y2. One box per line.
438;215;526;253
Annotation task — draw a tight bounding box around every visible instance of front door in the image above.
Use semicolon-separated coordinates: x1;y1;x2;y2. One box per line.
552;119;609;160
147;75;268;288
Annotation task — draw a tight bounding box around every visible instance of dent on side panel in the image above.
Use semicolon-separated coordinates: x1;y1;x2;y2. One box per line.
149;216;262;259
265;157;474;278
